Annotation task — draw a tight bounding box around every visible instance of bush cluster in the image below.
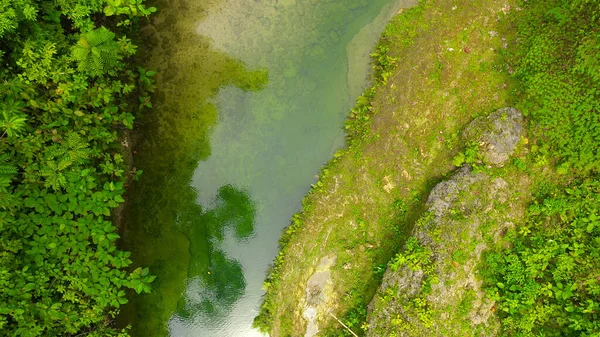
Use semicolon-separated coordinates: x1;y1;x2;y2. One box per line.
0;0;155;335
509;0;600;173
483;181;600;336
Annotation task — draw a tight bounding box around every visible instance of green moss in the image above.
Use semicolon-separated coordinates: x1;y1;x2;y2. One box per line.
457;290;477;317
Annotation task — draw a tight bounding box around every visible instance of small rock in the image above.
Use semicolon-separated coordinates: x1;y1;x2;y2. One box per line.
464;107;523;166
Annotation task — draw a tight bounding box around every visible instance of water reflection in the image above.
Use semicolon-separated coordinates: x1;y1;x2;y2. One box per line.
177;185;256;321
119;77;265;336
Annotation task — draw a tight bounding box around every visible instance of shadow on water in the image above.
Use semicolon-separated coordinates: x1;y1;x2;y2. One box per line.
116;0;268;335
177;185;256;320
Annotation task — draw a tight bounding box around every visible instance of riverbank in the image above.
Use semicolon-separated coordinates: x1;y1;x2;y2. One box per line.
254;0;521;335
367;0;600;334
257;0;600;335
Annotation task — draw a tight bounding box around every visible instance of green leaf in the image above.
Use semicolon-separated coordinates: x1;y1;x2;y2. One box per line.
107;233;120;241
104;6;116;16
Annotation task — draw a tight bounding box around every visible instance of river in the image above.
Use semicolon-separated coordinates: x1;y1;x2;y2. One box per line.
118;0;414;336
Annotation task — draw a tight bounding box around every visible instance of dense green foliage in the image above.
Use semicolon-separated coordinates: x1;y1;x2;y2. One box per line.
482;0;600;336
0;0;155;335
509;0;600;173
484;181;600;336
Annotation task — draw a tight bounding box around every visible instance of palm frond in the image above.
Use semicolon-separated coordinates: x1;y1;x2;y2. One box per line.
72;26;122;75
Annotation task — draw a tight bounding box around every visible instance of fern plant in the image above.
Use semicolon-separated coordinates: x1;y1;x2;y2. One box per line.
0;0;157;335
40;133;90;190
72;27;123;76
0;108;27;138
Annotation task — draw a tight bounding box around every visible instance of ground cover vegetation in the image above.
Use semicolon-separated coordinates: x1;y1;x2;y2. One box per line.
0;0;156;335
480;0;600;335
370;0;600;335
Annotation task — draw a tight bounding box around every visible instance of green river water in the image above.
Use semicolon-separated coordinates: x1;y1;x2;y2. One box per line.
118;0;415;336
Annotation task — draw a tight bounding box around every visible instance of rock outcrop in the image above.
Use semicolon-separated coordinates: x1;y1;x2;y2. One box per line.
302;256;336;337
366;108;524;337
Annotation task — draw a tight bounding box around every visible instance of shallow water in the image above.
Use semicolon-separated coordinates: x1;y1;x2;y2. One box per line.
118;0;415;336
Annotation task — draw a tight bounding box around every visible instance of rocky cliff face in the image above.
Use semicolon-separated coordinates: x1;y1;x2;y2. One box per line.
366;108;525;337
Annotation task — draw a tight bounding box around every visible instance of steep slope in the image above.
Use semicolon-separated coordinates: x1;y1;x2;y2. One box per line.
255;0;521;335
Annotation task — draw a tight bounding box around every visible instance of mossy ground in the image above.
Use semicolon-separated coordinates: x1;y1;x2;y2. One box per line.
256;0;524;335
